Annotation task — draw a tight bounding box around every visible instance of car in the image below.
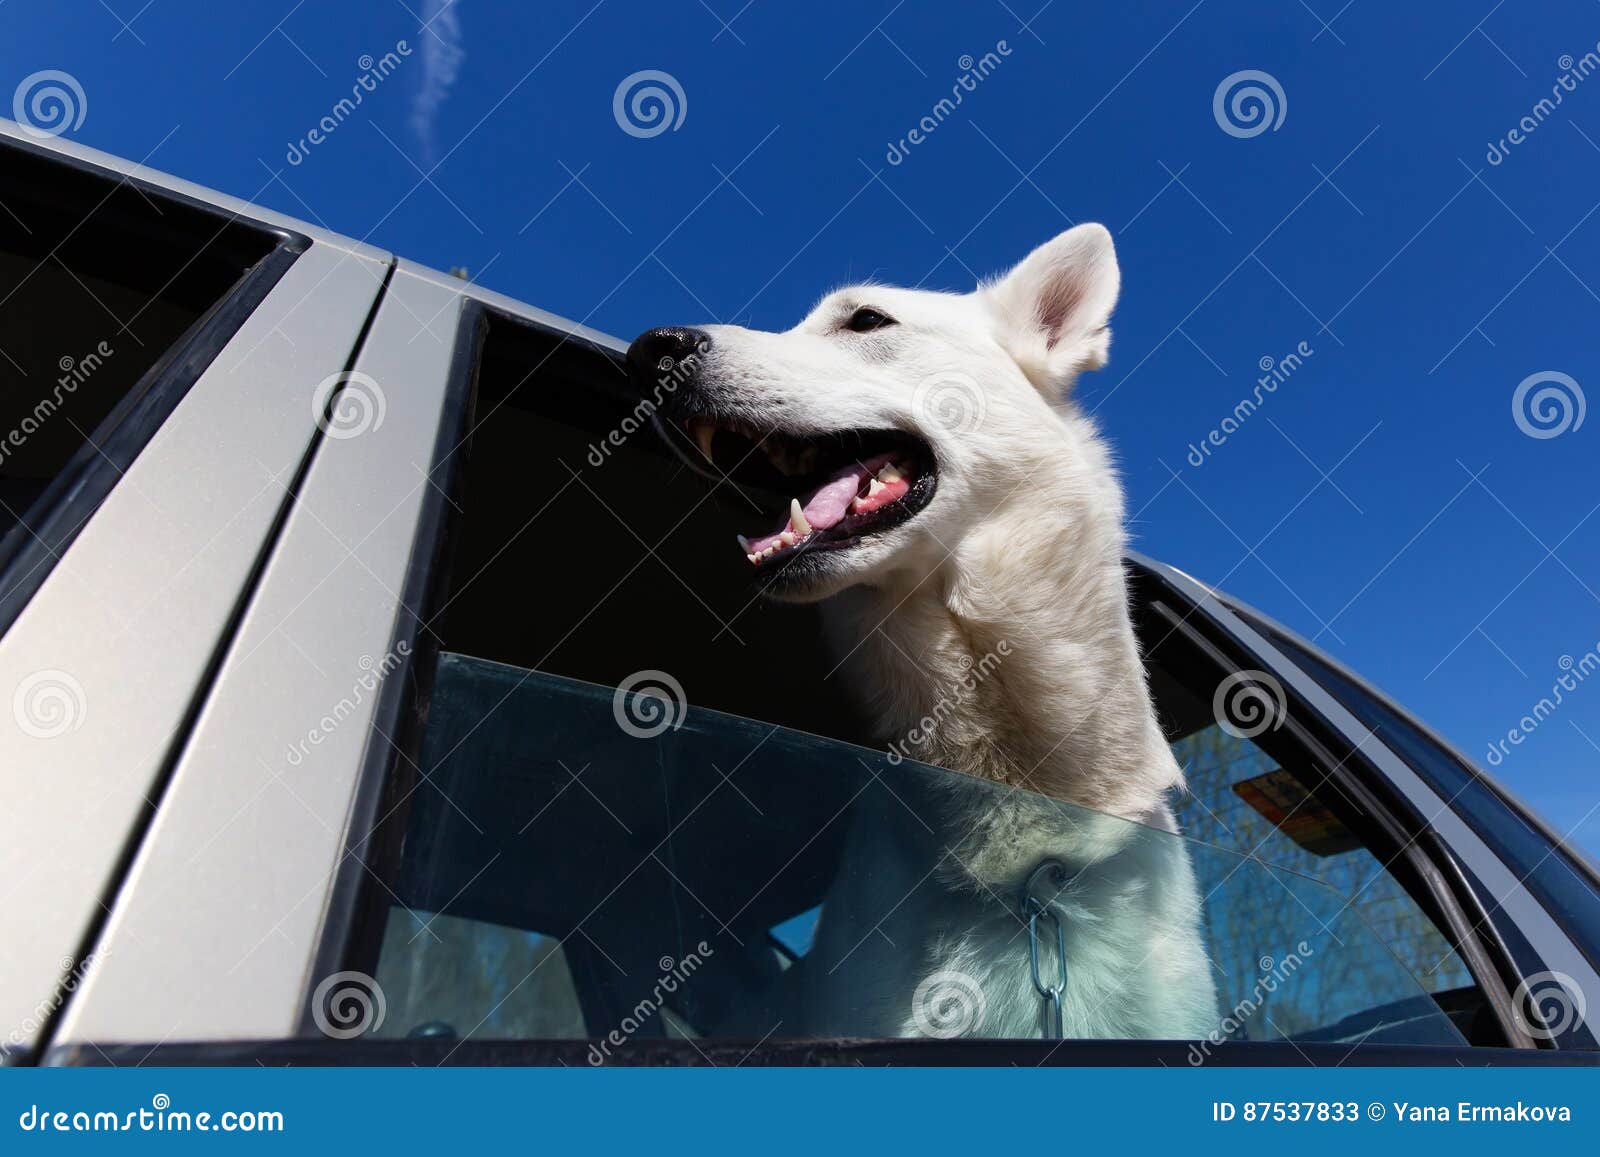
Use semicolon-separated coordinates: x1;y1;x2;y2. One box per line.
2;118;1596;1067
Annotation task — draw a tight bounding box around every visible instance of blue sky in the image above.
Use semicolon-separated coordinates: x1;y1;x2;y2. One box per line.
6;0;1600;859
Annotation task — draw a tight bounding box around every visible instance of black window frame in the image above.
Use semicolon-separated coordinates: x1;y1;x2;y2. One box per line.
0;132;307;638
50;1036;1599;1068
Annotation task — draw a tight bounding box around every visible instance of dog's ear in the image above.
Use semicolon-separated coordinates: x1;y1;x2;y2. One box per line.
984;223;1120;393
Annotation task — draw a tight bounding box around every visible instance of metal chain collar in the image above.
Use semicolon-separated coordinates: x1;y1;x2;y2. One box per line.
1021;859;1070;1039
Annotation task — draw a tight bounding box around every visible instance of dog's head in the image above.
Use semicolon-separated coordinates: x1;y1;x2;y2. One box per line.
627;224;1121;602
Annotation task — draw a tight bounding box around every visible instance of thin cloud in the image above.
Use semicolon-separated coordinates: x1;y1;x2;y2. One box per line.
412;0;465;165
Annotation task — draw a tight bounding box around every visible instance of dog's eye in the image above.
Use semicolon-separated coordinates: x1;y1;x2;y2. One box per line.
844;307;896;333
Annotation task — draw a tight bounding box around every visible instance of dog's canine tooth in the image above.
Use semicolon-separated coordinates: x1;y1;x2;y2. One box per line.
789;499;811;535
737;533;753;553
876;461;904;483
691;421;717;462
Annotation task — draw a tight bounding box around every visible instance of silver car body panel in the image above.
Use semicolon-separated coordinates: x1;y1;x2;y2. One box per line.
403;260;627;357
0;237;387;1052
52;266;462;1044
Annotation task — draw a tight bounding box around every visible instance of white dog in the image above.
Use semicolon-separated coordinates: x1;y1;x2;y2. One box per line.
628;225;1218;1040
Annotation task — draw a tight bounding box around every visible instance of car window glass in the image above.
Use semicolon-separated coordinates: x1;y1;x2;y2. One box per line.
1241;612;1600;972
358;653;1463;1050
1134;596;1493;1041
1170;721;1476;1006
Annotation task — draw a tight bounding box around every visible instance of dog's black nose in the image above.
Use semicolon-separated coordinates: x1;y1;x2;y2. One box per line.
626;326;710;388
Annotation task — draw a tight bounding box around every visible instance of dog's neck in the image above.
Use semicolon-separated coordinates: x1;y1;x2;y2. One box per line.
838;409;1182;826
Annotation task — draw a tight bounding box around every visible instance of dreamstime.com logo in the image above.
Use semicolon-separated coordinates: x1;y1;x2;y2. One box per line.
587;340;708;466
13;69;87;138
12;669;86;739
1512;370;1585;440
886;640;1012;765
1213;69;1286;138
17;1094;284;1134
312;371;388;439
0;340;115;470
912;370;987;435
612;669;688;738
4;952;104;1061
587;943;715;1063
1185;340;1314;467
1511;970;1587;1041
1486;46;1600;166
613;70;687;138
1212;669;1287;740
1188;942;1315;1065
884;40;1013;165
310;970;387;1039
285;42;413;165
284;642;410;767
910;969;988;1038
1484;644;1600;767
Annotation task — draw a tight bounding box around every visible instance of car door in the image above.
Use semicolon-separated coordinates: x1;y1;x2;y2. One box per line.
1174;574;1600;1051
0;122;389;1063
38;260;1599;1064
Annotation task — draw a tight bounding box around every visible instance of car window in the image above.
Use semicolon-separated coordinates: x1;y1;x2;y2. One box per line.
1133;594;1502;1043
362;654;1461;1049
1238;611;1600;973
0;136;291;636
1169;720;1473;997
313;308;1464;1050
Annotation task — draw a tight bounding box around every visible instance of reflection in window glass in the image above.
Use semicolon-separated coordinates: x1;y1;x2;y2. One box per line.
1171;723;1474;1013
375;911;583;1040
1244;614;1600;966
358;652;1464;1048
770;907;821;959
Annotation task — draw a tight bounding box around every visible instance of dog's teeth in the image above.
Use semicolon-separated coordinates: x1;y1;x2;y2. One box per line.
789;499;811;535
876;462;904;483
737;533;753;553
746;552;760;564
691;421;716;462
780;530;796;547
850;478;886;513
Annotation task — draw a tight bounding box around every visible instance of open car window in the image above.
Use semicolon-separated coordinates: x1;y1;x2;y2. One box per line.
287;306;1491;1055
351;653;1462;1050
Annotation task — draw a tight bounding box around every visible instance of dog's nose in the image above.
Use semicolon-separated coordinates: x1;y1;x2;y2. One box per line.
626;326;710;388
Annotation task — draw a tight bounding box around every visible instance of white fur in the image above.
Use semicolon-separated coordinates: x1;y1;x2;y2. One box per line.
695;225;1217;1039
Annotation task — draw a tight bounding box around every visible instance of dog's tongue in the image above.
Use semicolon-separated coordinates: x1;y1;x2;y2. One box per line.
743;451;905;557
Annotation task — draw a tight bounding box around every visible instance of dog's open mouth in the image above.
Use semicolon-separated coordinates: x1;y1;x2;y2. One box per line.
680;419;937;568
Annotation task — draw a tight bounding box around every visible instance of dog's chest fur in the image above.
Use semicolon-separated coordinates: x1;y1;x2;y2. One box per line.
796;408;1220;1039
